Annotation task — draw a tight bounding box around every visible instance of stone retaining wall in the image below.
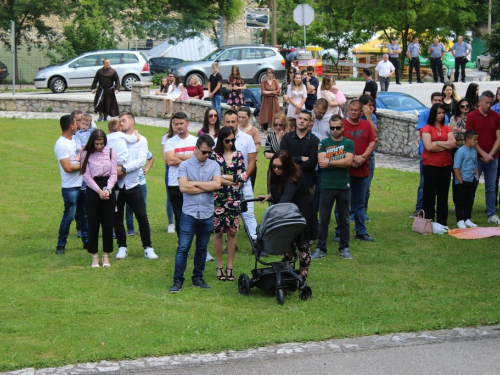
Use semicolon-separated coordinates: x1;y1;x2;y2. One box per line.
0;82;421;158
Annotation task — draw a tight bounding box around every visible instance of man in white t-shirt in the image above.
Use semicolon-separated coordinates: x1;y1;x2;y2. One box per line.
165;112;198;237
114;112;157;260
375;54;395;92
54;114;89;254
222;110;258;238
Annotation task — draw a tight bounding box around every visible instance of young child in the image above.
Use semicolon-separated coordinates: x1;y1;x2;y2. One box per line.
208;62;222;118
75;114;97;152
106;119;140;166
453;129;480;229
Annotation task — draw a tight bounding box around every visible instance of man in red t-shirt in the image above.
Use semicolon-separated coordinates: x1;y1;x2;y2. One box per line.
466;90;500;223
343;100;376;241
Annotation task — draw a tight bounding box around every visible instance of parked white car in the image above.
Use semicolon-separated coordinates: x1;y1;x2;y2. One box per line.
477;52;499;74
34;50;152;93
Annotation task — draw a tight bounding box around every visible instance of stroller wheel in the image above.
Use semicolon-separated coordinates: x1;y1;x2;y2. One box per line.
276;288;284;305
238;273;251;295
299;285;312;301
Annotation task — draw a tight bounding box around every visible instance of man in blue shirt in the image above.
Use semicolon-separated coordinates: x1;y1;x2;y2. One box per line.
428;38;446;83
169;135;221;293
407;36;423;84
410;92;449;218
303;66;319;110
451;36;472;83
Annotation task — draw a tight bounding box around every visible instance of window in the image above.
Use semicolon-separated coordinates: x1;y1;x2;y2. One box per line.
102;53;121;65
73;55;99;68
241;48;261;60
121;54;140;64
219;49;240;61
262;49;276;58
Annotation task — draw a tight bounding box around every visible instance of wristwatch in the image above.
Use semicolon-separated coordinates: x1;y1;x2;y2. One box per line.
121;165;127;173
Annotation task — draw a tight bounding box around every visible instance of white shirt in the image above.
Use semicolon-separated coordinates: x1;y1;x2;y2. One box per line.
375;60;395;77
54;136;82;188
106;132;139;165
165;134;197;186
234;130;256;187
118;135;148;190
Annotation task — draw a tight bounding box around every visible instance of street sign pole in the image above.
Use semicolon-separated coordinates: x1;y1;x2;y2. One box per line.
302;7;306;50
11;20;15;95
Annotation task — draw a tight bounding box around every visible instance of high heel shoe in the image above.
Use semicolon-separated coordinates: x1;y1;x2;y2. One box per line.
91;254;99;268
225;267;235;281
216;267;226;281
102;254;111;268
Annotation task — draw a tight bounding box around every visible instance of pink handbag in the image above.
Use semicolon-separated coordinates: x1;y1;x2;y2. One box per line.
412;210;433;235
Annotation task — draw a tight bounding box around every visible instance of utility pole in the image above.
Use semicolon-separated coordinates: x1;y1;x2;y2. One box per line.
488;0;491;35
271;0;277;45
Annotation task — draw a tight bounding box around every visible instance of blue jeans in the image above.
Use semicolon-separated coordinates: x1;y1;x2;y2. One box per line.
173;212;214;282
126;184;147;230
57;187;88;247
210;95;222;118
165;165;174;224
365;155;375;213
416;157;424;211
478;158;498;217
351;176;369;236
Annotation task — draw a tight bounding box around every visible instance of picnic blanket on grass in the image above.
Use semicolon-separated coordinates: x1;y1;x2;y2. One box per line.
448;226;500;239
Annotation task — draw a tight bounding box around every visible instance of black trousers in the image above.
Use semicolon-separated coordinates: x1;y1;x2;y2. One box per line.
168;185;183;237
86;177;115;254
455;180;478;222
389;57;400;84
430;58;445;83
409;57;421;82
423;164;452;226
114;184;151;248
454;57;467;82
250;164;257;190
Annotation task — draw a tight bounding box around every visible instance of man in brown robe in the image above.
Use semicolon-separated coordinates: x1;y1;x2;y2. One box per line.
91;59;120;121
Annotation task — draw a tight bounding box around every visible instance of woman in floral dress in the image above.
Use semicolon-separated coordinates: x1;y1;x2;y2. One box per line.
210;126;248;281
226;65;246;111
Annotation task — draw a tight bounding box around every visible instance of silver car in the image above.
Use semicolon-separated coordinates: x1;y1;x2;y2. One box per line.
171;45;286;86
34;50;152;93
476;51;499;75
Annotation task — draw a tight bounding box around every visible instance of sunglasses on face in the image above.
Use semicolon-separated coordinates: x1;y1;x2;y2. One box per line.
461;105;470;108
208;114;218;118
276;123;284;127
330;126;342;131
199;150;212;155
272;164;283;170
224;138;234;144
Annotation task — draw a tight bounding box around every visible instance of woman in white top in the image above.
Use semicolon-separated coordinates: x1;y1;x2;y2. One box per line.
163;74;184;118
283;73;307;118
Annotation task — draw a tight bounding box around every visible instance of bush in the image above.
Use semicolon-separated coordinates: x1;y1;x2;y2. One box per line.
152;73;166;86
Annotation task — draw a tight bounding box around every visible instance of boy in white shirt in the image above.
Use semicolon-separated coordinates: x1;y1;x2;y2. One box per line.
106;118;140;165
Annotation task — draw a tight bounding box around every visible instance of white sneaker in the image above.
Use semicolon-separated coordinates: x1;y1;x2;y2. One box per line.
465;219;477;228
116;247;128;259
167;224;175;233
144;246;159;260
487;215;500;224
206;252;214;262
457;220;467;229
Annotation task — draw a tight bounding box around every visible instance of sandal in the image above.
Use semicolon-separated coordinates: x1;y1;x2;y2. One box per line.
102;254;111;268
216;267;226;281
91;254;99;268
225;267;235;281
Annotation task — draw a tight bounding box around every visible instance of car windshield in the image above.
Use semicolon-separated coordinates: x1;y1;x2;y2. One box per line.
380;95;423;108
202;48;227;61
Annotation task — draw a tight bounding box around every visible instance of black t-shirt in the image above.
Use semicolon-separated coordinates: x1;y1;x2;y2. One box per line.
209;72;223;96
363;79;378;110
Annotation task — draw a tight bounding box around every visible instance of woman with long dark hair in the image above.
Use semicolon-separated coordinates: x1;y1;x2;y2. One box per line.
259;68;281;138
80;129;117;267
226;65;246;111
198;107;220;141
464;83;479;110
161;122;176;233
258;151;316;281
420;104;456;226
441;82;460;119
281;66;297;114
210;126;248;281
163;74;184;118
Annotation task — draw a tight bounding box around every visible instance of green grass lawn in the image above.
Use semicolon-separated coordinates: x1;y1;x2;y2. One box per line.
1;118;499;371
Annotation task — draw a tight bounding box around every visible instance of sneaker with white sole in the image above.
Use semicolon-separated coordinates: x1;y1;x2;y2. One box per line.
465;219;477;228
116;247;128;259
457;220;467;229
206;252;214;262
144;246;159;259
167;224;175;233
487;215;500;224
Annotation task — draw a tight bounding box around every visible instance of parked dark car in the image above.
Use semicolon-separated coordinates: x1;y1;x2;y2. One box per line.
0;61;9;81
148;57;185;75
375;92;428;114
207;87;262;117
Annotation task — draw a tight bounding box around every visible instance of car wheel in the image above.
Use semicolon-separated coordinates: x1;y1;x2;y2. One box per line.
257;71;267;83
49;76;66;93
186;73;205;87
122;74;139;91
477;60;482;71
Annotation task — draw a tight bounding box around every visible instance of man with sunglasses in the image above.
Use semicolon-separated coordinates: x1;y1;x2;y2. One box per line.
303;66;319;111
169;135;221;293
313;115;355;260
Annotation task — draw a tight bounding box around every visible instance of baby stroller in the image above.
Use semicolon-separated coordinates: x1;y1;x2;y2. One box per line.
237;198;312;305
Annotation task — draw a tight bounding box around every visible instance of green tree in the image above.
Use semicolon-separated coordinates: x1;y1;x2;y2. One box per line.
0;0;68;77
